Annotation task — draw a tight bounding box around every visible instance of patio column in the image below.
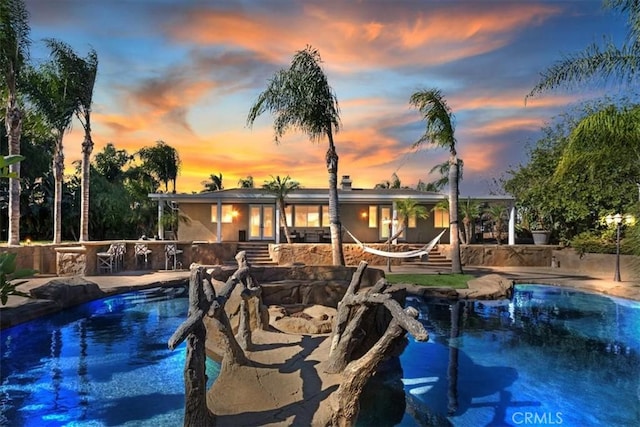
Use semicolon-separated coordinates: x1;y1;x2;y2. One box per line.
392;202;398;244
274;205;281;244
157;201;164;240
508;204;515;245
216;201;222;243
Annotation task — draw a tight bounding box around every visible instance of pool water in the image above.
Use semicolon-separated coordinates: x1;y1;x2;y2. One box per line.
0;286;219;427
396;285;640;426
2;284;639;426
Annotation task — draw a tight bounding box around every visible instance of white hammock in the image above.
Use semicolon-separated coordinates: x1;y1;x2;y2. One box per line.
343;228;447;259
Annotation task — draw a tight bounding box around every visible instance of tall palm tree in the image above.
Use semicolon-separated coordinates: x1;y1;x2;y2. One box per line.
1;0;31;246
24;53;77;243
201;172;223;192
410;89;463;273
137;140;181;193
45;39;98;242
263;175;300;244
527;0;639;100
247;45;345;265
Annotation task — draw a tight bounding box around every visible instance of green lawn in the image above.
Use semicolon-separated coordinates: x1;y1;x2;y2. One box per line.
385;273;473;289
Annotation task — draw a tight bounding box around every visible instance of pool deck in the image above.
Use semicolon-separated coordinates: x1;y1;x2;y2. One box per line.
2;264;639;328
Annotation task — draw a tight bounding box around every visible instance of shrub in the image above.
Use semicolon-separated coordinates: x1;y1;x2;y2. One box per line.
570;230;635;256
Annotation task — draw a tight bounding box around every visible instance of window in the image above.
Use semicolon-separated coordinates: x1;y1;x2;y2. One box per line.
321;205;329;227
380;206;392;239
284;205;292;227
368;205;377;228
434;208;449;228
294;205;321;227
211;204;236;223
408;214;417;228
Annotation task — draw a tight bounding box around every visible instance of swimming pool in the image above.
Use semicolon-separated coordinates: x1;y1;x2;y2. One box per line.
1;284;638;426
395;285;640;426
0;286;218;427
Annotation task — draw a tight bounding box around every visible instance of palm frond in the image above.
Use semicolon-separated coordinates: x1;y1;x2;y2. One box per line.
247;46;340;144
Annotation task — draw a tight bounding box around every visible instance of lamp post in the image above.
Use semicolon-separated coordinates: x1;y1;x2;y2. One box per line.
605;213;635;282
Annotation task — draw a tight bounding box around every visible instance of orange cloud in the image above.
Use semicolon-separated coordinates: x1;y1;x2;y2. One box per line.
166;2;561;71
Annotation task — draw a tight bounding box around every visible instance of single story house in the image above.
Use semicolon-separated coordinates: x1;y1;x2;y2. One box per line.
149;176;516;245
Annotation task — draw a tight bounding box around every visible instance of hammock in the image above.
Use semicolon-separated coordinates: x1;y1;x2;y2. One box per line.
343;227;447;259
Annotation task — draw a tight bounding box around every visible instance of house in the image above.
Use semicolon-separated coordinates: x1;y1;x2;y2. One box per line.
148;176;516;245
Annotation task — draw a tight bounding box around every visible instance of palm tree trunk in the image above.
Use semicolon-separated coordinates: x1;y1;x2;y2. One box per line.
326;133;345;266
449;155;462;274
53;136;64;244
279;199;292;244
80;130;93;242
6;102;22;246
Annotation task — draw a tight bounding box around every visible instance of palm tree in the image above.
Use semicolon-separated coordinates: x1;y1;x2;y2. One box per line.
484;204;509;245
44;39;98;242
395;198;429;236
263;175;300;244
410;89;463;273
416;179;440;192
24;50;78;243
237;176;254;188
527;0;639;100
137;140;181;193
374;172;411;189
247;45;344;265
556;105;640;179
427;159;464;192
459;198;482;244
202;173;223;192
1;0;31;246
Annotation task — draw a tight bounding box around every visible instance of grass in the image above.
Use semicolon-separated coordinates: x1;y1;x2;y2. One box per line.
385;273;474;289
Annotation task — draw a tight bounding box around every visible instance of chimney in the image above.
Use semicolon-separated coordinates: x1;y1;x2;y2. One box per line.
341;175;352;190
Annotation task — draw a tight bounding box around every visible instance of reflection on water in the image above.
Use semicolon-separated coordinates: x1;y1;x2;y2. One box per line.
397;285;640;426
0;286;219;427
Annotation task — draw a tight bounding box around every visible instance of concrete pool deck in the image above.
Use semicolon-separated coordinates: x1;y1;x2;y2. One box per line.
2;264;639;329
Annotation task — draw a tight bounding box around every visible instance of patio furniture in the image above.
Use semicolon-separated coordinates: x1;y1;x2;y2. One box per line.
165;244;183;270
97;243;118;274
114;242;126;272
135;243;152;269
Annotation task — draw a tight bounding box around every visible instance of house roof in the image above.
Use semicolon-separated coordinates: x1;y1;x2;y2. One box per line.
148;187;514;205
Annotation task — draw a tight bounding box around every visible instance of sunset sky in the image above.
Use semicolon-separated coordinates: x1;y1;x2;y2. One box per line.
24;0;631;195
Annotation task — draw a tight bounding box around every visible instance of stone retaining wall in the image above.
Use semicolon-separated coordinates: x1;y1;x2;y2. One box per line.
3;242;638;280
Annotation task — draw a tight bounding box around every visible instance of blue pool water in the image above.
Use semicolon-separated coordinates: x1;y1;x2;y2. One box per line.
2;284;639;426
0;286;218;426
396;285;640;426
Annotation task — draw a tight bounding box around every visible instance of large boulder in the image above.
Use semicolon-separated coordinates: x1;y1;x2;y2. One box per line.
29;277;105;308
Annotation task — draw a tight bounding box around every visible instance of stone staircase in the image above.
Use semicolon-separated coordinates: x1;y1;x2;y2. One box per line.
236;242;277;266
401;246;451;269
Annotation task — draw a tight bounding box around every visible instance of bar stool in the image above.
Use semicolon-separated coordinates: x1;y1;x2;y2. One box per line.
165;244;183;270
135;243;152;269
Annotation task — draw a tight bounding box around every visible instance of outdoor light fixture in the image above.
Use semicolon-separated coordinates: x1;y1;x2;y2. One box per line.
605;213;635;282
361;211;368;219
